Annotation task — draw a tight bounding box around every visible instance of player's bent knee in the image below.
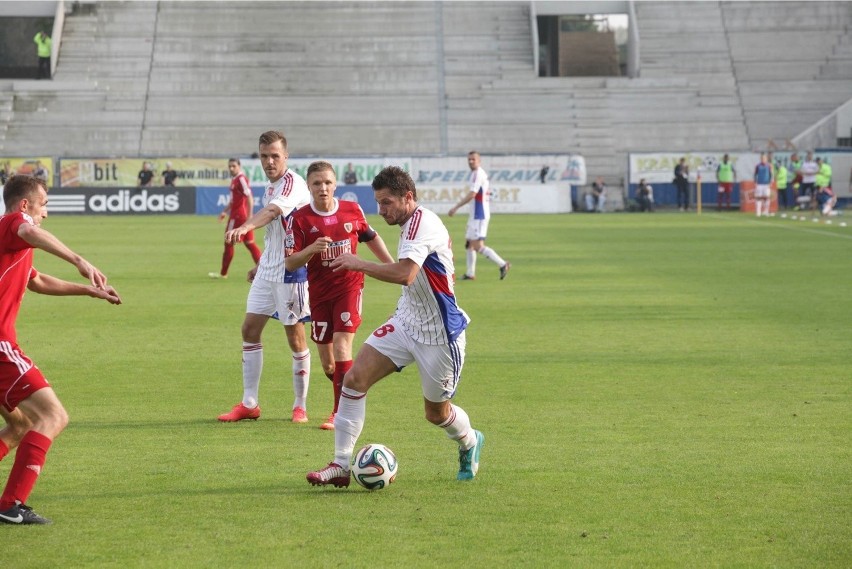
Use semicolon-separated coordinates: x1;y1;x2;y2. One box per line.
32;404;69;439
342;368;371;393
54;406;70;434
423;401;450;425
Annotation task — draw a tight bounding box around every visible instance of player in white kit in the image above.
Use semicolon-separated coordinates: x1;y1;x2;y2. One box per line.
307;166;484;487
217;131;313;423
448;151;510;281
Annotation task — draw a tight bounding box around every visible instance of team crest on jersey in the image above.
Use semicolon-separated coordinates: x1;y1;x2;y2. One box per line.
343;222;353;233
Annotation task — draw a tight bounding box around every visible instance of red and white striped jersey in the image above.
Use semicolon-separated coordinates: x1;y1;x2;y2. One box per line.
395;206;469;345
256;169;310;283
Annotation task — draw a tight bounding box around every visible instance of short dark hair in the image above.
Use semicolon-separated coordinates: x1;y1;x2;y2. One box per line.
259;130;287;150
228;158;240;165
372;166;416;200
307;161;335;179
3;175;45;211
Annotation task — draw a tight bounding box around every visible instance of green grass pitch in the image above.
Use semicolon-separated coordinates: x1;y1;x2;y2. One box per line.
4;211;850;567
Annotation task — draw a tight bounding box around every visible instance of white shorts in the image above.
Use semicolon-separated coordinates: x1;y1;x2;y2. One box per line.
246;277;309;325
465;218;490;242
755;184;771;198
365;316;466;403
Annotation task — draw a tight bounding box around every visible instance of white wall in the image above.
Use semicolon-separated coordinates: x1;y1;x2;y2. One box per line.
0;1;57;17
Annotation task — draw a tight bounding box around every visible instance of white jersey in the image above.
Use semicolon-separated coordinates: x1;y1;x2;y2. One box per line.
255;169;310;283
395;206;469;345
801;160;818;184
466;166;491;221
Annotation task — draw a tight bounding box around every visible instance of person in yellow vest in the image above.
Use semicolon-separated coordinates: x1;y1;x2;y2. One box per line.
716;154;736;210
815;157;832;190
34;31;52;80
775;160;789;210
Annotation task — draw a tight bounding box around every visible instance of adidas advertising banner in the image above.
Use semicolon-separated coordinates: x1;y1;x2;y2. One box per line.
47;187;196;215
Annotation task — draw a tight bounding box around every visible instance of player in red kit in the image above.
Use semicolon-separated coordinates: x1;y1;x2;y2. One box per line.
209;158;262;279
0;175;121;524
286;161;393;430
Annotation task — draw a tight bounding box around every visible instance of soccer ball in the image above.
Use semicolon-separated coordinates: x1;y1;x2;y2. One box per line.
352;443;398;490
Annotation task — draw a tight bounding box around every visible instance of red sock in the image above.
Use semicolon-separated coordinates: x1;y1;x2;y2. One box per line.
0;431;52;510
221;244;235;276
245;241;262;264
332;360;352;414
0;439;8;462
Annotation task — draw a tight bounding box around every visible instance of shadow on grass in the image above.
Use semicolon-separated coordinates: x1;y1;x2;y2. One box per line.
68;418;302;430
50;482;381;501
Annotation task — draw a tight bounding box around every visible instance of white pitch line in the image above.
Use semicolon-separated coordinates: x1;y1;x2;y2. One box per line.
703;213;852;240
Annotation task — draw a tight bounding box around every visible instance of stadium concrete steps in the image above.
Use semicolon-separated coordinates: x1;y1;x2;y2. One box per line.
140;125;441;157
134;0;443;155
634;1;852;151
720;1;852;148
819;27;852;79
1;1;158;156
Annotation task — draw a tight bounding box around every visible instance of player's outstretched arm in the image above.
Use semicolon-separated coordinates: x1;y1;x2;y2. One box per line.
17;223;108;289
225;203;282;244
330;254;419;286
28;272;122;305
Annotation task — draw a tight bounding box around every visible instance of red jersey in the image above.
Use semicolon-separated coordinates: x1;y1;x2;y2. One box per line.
0;212;37;342
229;172;253;219
288;199;376;304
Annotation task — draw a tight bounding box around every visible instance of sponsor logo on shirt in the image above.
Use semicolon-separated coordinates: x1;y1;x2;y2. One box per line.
320;239;352;261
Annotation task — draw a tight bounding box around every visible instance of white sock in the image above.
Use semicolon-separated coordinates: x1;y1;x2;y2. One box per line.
334;386;366;469
466;248;476;276
292;349;310;409
439;404;476;450
478;246;506;267
242;342;262;408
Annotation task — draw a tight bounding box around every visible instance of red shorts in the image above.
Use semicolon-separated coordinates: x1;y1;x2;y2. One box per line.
718;182;733;193
226;216;255;242
309;289;363;344
0;341;50;412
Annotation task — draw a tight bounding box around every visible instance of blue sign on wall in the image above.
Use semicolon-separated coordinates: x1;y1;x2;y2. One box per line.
196;186;378;215
196;186;260;215
336;186;378;214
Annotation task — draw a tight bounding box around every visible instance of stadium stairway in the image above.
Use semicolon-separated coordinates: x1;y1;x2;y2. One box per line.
721;0;852;148
140;0;443;156
0;1;156;156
